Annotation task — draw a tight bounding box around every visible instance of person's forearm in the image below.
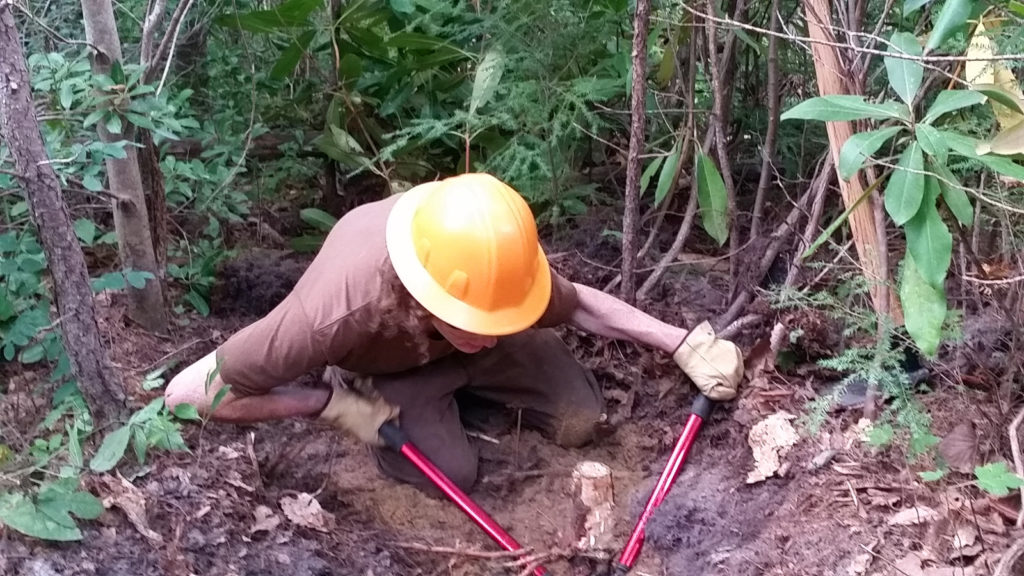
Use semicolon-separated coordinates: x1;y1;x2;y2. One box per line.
210;386;330;423
568;283;687;353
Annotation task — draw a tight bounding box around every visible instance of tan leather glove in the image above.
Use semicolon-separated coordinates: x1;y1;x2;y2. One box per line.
672;321;744;401
318;382;400;446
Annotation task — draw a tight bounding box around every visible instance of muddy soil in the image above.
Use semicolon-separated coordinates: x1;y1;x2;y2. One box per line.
3;214;1023;576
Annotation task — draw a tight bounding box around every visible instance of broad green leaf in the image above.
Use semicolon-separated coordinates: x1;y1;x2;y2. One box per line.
214;0;320;32
885;32;924;106
19;343;45;364
172;403;201;421
781;95;911;122
905;177;952;289
922;90;986;124
129;398;164;426
270;30;316;80
389;0;415;13
925;0;976;51
184;290;210;316
91;272;127;293
919;469;946;481
654;139;683;207
905;0;933;13
838;126;904;180
338;54;362;84
105;114;123;135
916;123;948;164
209;384;231;414
299;208;338;232
1011;0;1024;17
37;484;103;528
66;423;83;468
639;156;664;199
73;219;97;246
89;424;131;472
132;427;148;465
986;121;1024;156
0;493;82;541
940;129;1024;181
123;270;154;289
82;174;104;192
971;84;1024;115
695;152;729;246
931;160;973;226
975;461;1024;496
900;253;947;357
884;142;925;225
469;48;505;116
59;82;74;110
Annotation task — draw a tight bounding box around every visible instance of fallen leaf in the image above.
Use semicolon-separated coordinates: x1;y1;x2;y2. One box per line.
217;446;241;460
893;552;926;576
746;412;800;484
250;505;281;534
938;423;978;473
95;474;163;545
225;471;255;493
280;493;333;532
888;506;941;526
846;552;872;575
953;526;978;549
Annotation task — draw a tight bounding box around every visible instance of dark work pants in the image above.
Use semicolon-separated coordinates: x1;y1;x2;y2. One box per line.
368;328;605;494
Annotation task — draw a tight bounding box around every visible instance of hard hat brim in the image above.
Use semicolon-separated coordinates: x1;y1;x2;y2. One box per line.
385;181;553;337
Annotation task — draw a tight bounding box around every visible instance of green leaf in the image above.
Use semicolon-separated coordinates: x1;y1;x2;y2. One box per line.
91;272;127;293
82;174;104;192
83;108;105;128
59;82;74;110
270;30;316;80
18;343;46;364
132;427;148;465
37;484;103;527
129;397;165;426
387;32;460;51
389;0;415;13
654;139;683;207
970;84;1024;115
695;152;729;246
338;53;362;84
940;129;1024;181
916;123;948;164
974;461;1024;496
884;142;925;225
110;61;125;85
469;47;505;116
288;235;325;253
925;0;976;51
89;424;131;472
214;0;320;32
172;403;201;421
866;422;895;447
919;468;946;481
905;176;952;289
900;253;947;357
922;90;987;124
904;0;933;14
884;32;924;106
184;290;210;316
299;207;338;233
781;95;911;122
1010;0;1024;17
838;126;904;180
209;384;231;414
105;114;123;135
123;270;154;289
931;160;973;226
66;423;83;468
0;492;82;541
639;156;664;199
73;218;98;246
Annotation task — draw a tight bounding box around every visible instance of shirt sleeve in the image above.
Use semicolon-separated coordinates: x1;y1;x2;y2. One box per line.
534;268;579;329
215;295;328;397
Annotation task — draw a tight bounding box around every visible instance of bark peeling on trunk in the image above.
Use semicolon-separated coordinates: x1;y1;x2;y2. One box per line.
0;3;125;419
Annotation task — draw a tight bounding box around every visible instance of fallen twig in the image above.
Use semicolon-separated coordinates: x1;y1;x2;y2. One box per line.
1009;404;1024;528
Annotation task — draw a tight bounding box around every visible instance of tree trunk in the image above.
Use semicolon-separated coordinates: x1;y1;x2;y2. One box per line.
801;0;903;324
750;0;781;241
620;0;652;305
0;4;125;421
81;0;168;333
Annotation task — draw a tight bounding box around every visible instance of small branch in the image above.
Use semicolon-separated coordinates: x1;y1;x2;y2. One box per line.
155;0;194;95
1010;404;1024;528
140;0;168;66
669;3;1024;63
749;0;781;241
390;542;530;560
994;537;1024;576
10;3;100;52
143;0;194;84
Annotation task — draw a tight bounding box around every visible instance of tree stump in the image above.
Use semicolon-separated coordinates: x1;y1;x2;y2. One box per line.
571;461;615;550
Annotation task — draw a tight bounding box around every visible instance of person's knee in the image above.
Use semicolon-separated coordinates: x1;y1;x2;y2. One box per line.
374;444;479;494
552;403;604;448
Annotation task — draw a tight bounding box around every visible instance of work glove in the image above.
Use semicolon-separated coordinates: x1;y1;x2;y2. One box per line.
672;321;744;401
318;381;400;446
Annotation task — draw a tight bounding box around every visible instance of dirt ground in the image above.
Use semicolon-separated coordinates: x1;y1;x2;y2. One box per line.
3;210;1024;576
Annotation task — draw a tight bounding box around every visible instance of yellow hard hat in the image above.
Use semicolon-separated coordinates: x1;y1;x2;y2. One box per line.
385;173;552;336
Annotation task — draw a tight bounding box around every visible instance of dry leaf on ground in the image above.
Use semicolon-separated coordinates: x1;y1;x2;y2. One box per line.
746;412;800;484
888;506;941;526
893;552;926;576
250;505;281;534
95;474;163;545
280;493;334;532
938;423;978;473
